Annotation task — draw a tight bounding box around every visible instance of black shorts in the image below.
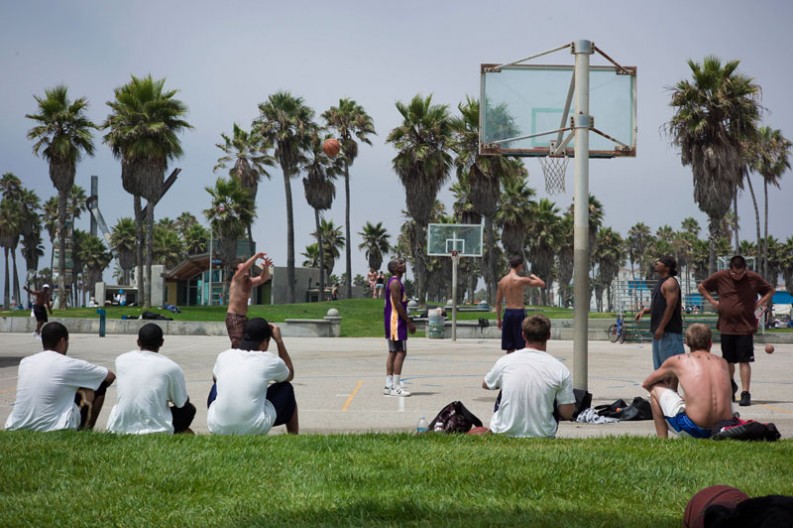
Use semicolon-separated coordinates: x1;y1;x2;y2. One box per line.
720;334;755;364
33;305;48;323
267;382;297;426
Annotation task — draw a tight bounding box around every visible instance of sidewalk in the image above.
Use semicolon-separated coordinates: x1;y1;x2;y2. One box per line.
2;333;791;438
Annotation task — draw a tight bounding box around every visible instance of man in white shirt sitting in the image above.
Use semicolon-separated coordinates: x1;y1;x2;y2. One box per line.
5;322;115;432
106;323;196;434
482;314;575;438
207;317;298;435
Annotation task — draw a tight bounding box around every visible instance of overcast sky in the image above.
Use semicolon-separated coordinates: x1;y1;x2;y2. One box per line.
1;0;792;299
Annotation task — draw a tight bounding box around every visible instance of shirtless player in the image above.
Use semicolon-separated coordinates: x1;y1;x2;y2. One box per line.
226;252;272;349
642;323;734;439
495;255;546;352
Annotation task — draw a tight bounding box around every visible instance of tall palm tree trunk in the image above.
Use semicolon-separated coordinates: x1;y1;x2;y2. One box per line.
315;209;325;297
3;249;9;309
283;172;296;304
732;194;740;253
762;181;769;279
144;201;154;307
745;176;761;267
344;163;352;299
414;224;428;303
11;244;21;306
483;216;497;305
57;190;68;309
134;195;145;306
707;216;719;275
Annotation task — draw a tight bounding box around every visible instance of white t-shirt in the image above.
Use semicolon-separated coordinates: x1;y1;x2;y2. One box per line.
106;350;190;434
206;348;290;435
484;347;575;438
4;350;109;432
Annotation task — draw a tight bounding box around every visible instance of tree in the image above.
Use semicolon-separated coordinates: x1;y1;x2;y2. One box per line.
626;222;653;279
183;223;209;256
387;94;453;302
153;223;184;269
666;56;761;274
78;234;112;304
451;97;520;305
779;236;793;296
254;91;316;303
214;123;274;244
302;134;340;293
525;198;562;306
204;177;255;302
358;222;392;273
592;227;626;312
103;75;191;308
26;85;96;309
312;219;345;278
0;198;22;309
751;126;791;280
110;218;137;285
496;176;535;258
322;98;376;299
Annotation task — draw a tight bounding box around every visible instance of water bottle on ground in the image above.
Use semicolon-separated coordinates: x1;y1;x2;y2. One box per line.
416;416;429;434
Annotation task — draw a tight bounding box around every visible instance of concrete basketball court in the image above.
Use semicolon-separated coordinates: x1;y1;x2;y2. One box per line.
2;332;792;438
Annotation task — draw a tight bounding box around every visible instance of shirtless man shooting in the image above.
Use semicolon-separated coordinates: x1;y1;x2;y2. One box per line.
495;255;545;352
24;283;52;339
226;252;272;349
642;323;734;439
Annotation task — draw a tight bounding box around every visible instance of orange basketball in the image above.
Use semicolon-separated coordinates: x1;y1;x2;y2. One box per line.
322;138;341;157
683;485;749;528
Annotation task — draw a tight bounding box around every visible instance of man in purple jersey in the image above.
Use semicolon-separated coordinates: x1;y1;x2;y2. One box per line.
383;258;416;397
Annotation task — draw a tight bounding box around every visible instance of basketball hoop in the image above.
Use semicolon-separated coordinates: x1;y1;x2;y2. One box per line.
539;144;568;195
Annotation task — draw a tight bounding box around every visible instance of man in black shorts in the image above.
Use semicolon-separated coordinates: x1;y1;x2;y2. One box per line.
698;256;774;407
23;283;52;340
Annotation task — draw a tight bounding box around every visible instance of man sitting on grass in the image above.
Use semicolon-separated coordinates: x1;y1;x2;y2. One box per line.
106;323;196;434
642;323;734;439
207;317;298;435
482;314;575;438
5;322;115;431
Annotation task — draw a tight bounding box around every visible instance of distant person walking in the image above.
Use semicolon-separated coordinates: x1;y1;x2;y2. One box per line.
375;271;386;299
698;256;774;407
635;256;685;374
23;283;52;339
495;255;545;352
226;251;272;349
368;269;378;298
383;258;415;397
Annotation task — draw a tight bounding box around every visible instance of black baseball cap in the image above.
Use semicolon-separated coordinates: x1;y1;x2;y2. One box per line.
238;317;273;350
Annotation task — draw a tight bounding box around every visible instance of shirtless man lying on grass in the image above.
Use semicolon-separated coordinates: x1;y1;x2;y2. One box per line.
642;323;733;439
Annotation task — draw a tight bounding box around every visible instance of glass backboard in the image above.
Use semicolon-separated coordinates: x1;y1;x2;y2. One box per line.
480;64;637;158
427;223;483;257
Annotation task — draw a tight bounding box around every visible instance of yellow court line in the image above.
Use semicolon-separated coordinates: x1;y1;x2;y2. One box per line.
342;380;364;412
759;403;793;416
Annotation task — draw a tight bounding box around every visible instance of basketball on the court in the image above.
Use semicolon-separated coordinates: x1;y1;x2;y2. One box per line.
765;344;775;354
323;138;341;157
683;485;749;528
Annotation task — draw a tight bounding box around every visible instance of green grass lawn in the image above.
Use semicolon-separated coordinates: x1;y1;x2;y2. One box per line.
1;431;790;527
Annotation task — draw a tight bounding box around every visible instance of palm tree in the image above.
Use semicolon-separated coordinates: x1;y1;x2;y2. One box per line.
302;134;340;293
779;236;793;296
183;223;209;256
525;198;562;305
301;243;321;268
103;75;191;308
110;218;137;285
666;56;761;274
496;177;536;257
153;224;184;269
254;91;317;303
626;222;652;279
358;222;392;273
751;126;791;279
214;123;274;245
386;94;453;302
593;227;626;312
556;212;575;308
322;98;376;299
78;234;112;304
0;174;34;304
313;219;345;278
0;198;22;309
204;177;255;302
451;97;521;304
26;86;96;309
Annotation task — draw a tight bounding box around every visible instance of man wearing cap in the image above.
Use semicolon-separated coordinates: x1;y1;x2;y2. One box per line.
207;317;298;435
106;323;196;434
5;322;116;431
698;255;774;407
23;282;52;339
635;256;685;377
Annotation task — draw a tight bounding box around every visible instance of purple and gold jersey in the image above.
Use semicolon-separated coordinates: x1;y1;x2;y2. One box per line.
384;276;407;341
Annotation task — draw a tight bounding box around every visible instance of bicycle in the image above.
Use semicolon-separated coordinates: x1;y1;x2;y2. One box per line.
607;315;626;343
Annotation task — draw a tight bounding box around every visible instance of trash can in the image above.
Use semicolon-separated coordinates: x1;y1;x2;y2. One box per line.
427;308;445;339
97;308;106;338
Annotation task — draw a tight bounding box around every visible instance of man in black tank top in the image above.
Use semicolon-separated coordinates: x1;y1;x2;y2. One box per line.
635;256;685;373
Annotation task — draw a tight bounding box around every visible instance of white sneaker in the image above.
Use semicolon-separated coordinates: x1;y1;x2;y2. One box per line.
383;385;391;395
390;386;411;397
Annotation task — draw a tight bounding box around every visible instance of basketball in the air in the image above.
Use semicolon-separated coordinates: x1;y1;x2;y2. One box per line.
683;485;749;528
322;138;341;157
765;344;775;354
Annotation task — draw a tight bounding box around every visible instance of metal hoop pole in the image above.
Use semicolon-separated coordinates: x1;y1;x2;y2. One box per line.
451;252;459;341
572;39;593;391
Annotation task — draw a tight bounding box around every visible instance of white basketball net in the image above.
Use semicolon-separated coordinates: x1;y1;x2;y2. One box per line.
539;153;568;195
